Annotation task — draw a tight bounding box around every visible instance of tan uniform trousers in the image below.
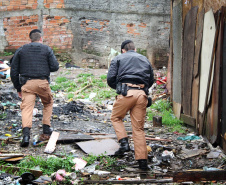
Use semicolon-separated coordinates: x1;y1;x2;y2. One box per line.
20;79;53;128
111;88;148;160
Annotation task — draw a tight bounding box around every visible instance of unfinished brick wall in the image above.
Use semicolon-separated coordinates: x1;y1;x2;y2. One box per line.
0;0;171;68
44;0;65;9
0;0;38;11
3;15;39;50
43;15;73;50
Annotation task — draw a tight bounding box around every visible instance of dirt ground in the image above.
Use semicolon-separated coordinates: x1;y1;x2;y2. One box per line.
0;62;226;184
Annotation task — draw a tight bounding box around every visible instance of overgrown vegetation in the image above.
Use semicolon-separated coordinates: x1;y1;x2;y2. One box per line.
0;51;13;56
82;153;125;171
50;73;116;102
16;155;75;176
0;154;124;177
147;99;185;133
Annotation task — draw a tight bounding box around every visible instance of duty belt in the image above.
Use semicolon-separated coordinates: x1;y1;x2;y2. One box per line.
127;86;144;90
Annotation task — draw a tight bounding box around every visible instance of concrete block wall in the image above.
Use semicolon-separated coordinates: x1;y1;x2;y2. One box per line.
0;0;170;69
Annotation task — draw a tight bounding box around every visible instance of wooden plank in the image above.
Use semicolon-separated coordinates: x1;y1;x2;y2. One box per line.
0;165;42;178
57;133;94;143
221;8;226;153
173;101;181;119
180;114;195;127
44;131;59;154
182;6;198;115
191;0;204;13
182;0;191;24
169;0;173;101
172;0;183;105
173;171;226;183
192;9;204;132
199;9;216;134
199;9;216;114
82;179;173;184
208;10;223;144
203;11;221;137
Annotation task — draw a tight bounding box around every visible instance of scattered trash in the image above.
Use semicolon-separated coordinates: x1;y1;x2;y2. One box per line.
177;135;201;141
73;158;87;170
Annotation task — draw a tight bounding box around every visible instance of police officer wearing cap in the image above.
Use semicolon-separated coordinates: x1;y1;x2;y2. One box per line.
10;29;59;147
107;40;154;170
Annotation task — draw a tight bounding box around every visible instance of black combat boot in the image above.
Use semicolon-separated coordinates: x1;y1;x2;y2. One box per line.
21;127;30;147
138;159;149;171
43;124;53;135
115;137;130;155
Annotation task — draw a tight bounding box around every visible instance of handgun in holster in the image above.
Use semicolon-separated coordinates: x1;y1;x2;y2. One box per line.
116;82;122;94
19;76;28;86
147;97;152;107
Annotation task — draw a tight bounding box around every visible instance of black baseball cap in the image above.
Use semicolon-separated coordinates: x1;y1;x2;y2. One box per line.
121;40;133;53
29;29;41;38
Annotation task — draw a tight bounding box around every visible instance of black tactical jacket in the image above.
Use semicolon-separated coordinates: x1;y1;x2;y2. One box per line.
10;42;59;92
107;50;154;89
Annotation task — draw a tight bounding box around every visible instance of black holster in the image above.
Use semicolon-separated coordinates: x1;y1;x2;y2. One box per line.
147;97;152;107
19;76;28;86
116;83;128;96
116;82;122;94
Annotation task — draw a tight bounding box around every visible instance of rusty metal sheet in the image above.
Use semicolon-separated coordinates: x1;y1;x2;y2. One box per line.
182;6;198;116
57;133;94;144
192;9;204;130
76;139;119;156
173;0;183;107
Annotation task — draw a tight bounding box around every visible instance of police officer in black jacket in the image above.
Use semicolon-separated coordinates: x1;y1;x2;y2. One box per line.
107;40;154;170
10;29;59;147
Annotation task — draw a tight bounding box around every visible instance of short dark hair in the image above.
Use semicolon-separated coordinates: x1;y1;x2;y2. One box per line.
30;32;41;42
123;42;135;51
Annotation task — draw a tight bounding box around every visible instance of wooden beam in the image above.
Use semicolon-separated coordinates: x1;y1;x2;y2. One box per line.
173;170;226;182
82;179;173;184
180;114;196;127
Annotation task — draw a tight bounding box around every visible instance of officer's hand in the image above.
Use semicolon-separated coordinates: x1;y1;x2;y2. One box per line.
18;92;22;99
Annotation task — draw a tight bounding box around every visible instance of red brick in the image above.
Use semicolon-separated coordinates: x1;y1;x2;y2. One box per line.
7;6;14;11
45;3;50;8
63;19;69;23
54;16;62;20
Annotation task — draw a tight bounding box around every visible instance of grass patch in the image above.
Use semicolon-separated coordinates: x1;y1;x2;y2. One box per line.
0;154;124;176
82;154;125;171
147;99;185;133
51;73;115;102
16;155;75;176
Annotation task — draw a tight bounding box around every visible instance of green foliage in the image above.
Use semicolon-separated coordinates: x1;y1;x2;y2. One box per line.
93;89;116;101
55;76;67;83
136;48;147;56
67;93;74;99
50;77;76;92
17;155;75;176
0;51;13;56
77;73;93;78
82;154;125;171
1;141;6;147
151;99;172;112
0;112;7;120
147;99;185;133
100;74;107;80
